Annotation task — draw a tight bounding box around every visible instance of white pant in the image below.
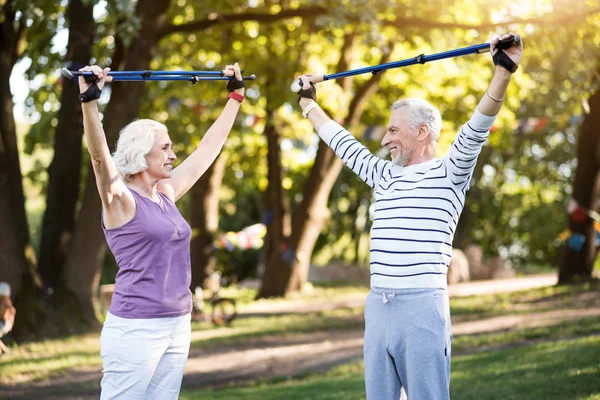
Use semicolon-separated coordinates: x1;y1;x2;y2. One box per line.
100;312;191;400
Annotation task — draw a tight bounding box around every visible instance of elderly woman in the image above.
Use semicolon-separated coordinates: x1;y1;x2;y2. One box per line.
78;63;245;399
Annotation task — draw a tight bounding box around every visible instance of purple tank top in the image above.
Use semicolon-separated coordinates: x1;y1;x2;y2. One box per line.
102;188;193;318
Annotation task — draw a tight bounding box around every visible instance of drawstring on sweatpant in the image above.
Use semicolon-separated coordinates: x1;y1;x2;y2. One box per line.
382;291;396;304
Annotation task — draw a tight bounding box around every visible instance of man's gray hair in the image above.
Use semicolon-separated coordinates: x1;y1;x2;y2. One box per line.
112;119;167;182
391;98;442;143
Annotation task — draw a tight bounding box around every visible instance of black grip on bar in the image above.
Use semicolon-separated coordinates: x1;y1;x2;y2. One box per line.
494;34;521;51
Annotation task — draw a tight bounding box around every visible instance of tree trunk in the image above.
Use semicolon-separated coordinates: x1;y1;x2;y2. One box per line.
54;0;172;330
257;109;292;298
38;0;95;291
0;77;43;341
558;84;600;283
0;133;28;293
53;169;106;330
190;153;227;290
0;0;44;340
189;27;233;291
0;75;44;340
0;2;27;294
256;25;295;298
285;146;345;294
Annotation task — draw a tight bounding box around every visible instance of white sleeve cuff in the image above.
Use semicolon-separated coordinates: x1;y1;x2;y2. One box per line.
471;108;498;131
318;120;346;142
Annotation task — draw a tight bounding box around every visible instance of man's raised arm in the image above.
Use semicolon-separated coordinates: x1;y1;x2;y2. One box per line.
297;75;389;188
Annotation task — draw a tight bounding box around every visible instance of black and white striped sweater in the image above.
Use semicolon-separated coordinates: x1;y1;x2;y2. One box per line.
318;109;496;289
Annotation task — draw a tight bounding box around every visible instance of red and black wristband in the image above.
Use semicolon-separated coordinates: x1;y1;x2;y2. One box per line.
228;92;244;103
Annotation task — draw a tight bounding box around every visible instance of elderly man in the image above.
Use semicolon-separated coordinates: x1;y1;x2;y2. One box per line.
297;33;522;399
0;282;16;355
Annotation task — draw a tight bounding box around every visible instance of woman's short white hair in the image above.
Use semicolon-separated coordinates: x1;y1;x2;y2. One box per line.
112;119;167;182
391;98;442;143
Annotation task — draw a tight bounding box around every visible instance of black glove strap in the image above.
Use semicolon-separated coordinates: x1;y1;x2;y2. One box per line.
493;51;518;73
79;82;102;103
297;83;316;103
227;76;245;92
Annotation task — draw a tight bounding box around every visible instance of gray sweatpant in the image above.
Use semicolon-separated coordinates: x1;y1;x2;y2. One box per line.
364;287;452;400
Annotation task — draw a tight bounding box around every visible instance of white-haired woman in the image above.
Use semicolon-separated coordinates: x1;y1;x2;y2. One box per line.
78;63;245;399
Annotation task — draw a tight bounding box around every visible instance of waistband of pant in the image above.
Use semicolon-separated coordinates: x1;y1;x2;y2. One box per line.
370;286;447;296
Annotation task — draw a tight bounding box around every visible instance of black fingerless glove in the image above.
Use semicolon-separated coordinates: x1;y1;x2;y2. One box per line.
493;50;518;73
297;82;316;103
227;76;245;92
79;82;102;103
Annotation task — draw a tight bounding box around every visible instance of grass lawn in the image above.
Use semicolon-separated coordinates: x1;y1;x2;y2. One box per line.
180;335;600;400
451;335;600;400
0;333;101;384
450;281;600;320
452;316;600;352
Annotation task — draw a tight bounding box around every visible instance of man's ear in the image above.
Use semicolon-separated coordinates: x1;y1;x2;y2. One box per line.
417;124;430;142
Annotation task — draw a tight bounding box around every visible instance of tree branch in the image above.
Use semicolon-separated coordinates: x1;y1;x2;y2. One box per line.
383;7;600;31
335;32;357;93
158;5;328;38
13;12;27;63
344;40;395;127
159;5;600;41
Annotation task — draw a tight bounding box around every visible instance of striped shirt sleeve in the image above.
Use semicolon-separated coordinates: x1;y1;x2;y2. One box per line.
318;120;389;189
445;108;496;188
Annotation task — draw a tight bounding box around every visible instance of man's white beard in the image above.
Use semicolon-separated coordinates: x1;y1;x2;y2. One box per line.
392;150;410;166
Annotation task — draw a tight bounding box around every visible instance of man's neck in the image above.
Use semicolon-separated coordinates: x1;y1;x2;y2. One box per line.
405;147;436;167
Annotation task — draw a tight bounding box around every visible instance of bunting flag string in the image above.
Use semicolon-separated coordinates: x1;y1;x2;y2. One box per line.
213;223;267;252
558;199;600;251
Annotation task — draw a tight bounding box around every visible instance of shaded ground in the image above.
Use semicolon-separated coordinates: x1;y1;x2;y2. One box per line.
1;273;597;400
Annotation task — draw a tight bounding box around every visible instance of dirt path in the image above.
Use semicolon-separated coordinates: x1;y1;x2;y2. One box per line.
237;273;559;317
2;273;594;400
184;329;365;390
448;273;557;297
